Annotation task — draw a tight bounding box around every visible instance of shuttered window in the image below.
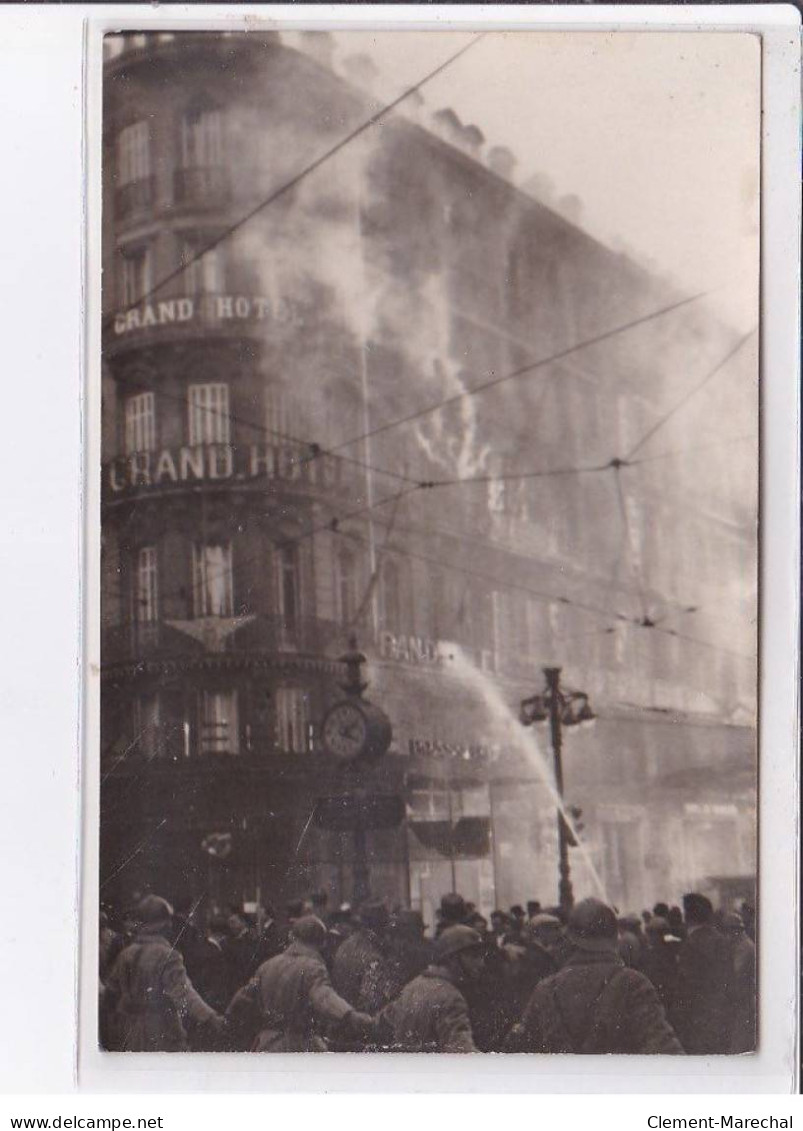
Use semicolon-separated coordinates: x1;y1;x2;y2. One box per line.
125;392;156;454
117;120;151;185
192;542;233;618
135;546;158;624
200;690;239;755
188;383;230;445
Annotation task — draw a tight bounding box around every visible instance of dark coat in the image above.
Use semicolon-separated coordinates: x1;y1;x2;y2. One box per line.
640;939;680;1013
226;940;355;1052
221;928;262;1002
463;940;522;1053
379;965;477;1053
505;949;683;1055
102;930;218;1051
670;924;732;1054
728;933;756;1053
331;928;394;1013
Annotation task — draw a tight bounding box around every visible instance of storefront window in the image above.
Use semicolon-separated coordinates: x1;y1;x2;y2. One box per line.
275;687;311;754
200;689;239;755
133;693;161;760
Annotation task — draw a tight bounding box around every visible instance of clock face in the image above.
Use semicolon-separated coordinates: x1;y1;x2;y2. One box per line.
322;701;369;762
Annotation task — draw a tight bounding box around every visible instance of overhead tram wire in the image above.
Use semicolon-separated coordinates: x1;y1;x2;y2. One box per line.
101;33;485;334
332;523;756;663
108;465;756;667
611;463;650;624
314;289;713;459
115;381;422;489
625;433;753;467
624;327;757;461
107;416;754;623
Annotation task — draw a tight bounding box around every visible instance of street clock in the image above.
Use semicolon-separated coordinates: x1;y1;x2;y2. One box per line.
321;697;392;764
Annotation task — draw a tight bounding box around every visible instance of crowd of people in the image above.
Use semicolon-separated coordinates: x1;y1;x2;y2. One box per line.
99;888;756;1055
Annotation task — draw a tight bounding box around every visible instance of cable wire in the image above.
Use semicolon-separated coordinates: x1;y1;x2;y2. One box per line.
103;34;485;332
318;289;712;457
625;327;757;460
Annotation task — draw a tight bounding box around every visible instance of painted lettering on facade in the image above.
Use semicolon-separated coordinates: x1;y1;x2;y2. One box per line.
407;738;499;762
106;443;343;494
112;295;303;336
379;631;443;665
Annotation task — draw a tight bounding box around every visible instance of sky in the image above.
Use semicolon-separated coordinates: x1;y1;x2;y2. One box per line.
288;30;760;332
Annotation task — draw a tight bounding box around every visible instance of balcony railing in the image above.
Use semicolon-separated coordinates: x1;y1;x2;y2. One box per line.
115;176;155;221
101;614;349;669
174;166;230;208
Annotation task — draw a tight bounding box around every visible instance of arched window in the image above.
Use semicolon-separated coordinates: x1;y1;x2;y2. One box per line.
380;559;402;635
335;548;358;626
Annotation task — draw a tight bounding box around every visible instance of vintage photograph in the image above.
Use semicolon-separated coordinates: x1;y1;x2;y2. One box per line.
98;28;759;1057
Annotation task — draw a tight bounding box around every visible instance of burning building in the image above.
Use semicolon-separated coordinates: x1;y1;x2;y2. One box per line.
100;31;757;925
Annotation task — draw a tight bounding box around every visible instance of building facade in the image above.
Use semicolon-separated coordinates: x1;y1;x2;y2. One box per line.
100;31;757;924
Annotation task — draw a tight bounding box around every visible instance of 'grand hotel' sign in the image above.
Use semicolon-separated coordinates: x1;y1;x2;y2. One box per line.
105;443;347;495
112;294;303;336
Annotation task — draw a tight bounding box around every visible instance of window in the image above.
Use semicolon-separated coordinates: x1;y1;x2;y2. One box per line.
276;544;300;642
275;687;312;754
181;103;224;169
133;693;161;759
180;237;223;295
120;246;152;307
117;121;151;186
134;546;158;624
380;560;402;634
188;383;230;446
335;548;358;626
200;689;239;755
192;542;233;618
265;385;300;441
125;392;156;454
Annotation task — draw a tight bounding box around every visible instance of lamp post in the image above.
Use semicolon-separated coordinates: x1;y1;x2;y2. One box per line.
319;636;394;906
520;666;595;916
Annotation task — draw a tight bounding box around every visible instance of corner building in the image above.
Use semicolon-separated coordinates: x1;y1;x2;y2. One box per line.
101;32;757;923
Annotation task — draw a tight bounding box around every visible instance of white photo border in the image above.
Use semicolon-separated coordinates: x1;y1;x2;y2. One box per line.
72;2;801;1095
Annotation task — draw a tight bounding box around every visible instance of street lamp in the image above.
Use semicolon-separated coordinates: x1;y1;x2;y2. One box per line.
520;666;595;915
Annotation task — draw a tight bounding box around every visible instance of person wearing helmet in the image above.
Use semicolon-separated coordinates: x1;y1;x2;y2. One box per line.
332;899;394;1017
378;924;484;1053
504;898;683;1054
669;892;733;1054
226;915;374;1052
101;895;224;1051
